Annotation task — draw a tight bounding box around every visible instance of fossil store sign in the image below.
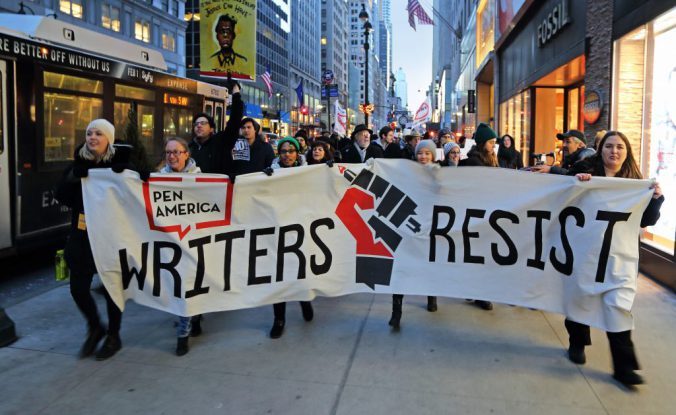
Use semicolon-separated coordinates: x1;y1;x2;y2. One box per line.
536;0;571;47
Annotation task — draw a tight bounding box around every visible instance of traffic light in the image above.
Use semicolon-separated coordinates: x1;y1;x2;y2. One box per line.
300;105;309;115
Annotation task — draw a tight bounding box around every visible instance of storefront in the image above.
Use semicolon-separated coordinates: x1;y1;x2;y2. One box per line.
497;0;586;166
475;0;495;128
611;1;675;281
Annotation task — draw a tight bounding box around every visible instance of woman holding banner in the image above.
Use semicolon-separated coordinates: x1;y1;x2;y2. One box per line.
266;137;313;338
158;137;203;356
388;139;440;330
56;119;140;360
565;131;664;387
458;123;498;311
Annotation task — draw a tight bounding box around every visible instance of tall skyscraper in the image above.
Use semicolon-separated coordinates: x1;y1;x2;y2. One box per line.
378;0;392;89
395;67;408;110
321;0;350;127
290;0;322;128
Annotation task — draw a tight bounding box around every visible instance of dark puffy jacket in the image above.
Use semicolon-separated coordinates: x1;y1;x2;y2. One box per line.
189;92;244;174
55;144;136;275
458;147;493;167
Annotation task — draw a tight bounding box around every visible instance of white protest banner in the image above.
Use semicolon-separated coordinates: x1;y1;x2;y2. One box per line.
411;98;431;129
83;161;654;332
333;100;347;136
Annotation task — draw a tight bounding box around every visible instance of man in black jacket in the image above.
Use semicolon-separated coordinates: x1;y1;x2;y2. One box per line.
188;84;244;174
340;124;382;163
228;117;275;176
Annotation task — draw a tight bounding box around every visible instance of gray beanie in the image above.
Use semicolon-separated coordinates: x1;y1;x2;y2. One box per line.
443;142;459;155
415;139;438;161
86;119;115;145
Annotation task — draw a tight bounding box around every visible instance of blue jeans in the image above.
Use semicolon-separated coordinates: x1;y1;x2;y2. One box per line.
177;315;200;338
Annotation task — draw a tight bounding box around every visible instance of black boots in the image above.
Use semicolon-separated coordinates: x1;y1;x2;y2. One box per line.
79;325;105;358
95;334;122;360
427;296;437;312
300;302;314;322
567;345;586;364
269;319;285;339
176;336;189;356
190;315;202;337
474;300;493;310
389;295;403;330
608;331;643;386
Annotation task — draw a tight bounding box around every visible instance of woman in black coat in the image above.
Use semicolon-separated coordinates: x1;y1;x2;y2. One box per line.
565;131;664;387
56;119;139;360
497;134;524;169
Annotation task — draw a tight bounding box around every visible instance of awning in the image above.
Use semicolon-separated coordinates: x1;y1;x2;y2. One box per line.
281;112;291;124
244;103;263;119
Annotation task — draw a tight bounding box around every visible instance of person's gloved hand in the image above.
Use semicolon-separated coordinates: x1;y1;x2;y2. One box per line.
138;169;151;182
263;167;274;176
72;159;95;178
111;163;128;173
326;160;334;168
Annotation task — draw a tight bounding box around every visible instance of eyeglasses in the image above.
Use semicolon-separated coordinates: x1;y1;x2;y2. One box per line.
450;151;461;155
193;120;209;127
279;149;297;155
165;150;187;157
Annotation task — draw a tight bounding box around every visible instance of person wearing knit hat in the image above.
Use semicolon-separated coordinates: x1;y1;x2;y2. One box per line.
439;128;455;145
415;139;438;164
457;123;497;311
270;136;307;169
459;123;499;168
443;142;461;167
55;117;141;361
388;139;440;331
79;119;116;162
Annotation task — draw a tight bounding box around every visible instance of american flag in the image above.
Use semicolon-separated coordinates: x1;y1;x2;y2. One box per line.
261;66;273;97
407;0;434;31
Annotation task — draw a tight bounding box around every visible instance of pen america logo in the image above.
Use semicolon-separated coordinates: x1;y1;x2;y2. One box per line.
335;166;421;289
142;176;234;240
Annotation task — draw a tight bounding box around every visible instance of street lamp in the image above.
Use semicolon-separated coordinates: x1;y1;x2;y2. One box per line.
276;92;284;134
359;4;373;126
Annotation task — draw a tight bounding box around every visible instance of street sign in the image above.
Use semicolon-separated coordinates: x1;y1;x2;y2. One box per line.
322;70;334;85
467;90;476;113
321;84;339;98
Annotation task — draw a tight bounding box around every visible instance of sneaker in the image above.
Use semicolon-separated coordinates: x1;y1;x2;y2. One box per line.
176;337;189;356
567;345;586;365
190;317;202;337
300;302;314;322
269;319;285;339
95;335;122;361
475;300;493;310
79;325;105;358
613;370;644;386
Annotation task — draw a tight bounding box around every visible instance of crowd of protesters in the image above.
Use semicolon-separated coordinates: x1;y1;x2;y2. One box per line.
56;87;663;388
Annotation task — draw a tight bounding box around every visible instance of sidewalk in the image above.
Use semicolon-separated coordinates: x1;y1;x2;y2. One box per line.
1;275;674;415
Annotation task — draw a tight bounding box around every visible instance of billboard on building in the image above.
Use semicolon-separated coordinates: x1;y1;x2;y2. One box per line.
199;0;256;81
497;0;527;39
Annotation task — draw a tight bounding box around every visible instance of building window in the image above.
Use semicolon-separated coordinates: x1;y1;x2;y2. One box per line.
135;19;151;43
172;0;178;16
101;4;121;32
60;0;83;19
162;30;176;52
611;7;676;256
161;0;169;12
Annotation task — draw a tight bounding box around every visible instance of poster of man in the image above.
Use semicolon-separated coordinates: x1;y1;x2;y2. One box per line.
200;0;256;81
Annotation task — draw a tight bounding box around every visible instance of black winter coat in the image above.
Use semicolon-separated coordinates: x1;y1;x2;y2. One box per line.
340;142;383;163
400;144;416;161
458;147;493;167
55;145;135;276
189;92;244;174
498;148;524;169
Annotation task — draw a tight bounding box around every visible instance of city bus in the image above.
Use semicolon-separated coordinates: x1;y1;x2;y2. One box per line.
0;15;229;257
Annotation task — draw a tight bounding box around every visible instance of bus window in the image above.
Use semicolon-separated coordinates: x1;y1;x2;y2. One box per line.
115;84;155;101
215;105;223;132
163;107;192;140
44;72;103;94
114;102;156;157
44;93;103;162
204;103;213;117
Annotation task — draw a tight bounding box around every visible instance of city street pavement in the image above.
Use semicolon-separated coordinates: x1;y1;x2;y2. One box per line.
1;274;674;415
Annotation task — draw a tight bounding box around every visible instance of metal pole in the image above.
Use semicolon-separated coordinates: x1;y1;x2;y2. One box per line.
364;30;370;126
327;86;331;133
